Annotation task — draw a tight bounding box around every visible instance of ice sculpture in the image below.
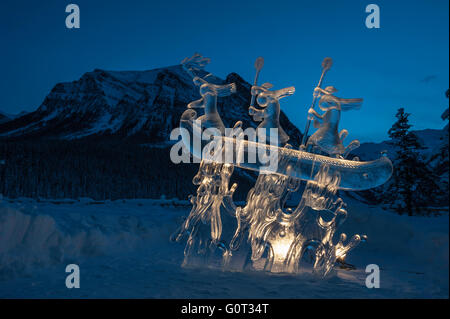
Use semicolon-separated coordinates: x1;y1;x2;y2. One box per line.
187;78;236;135
171;54;392;277
306;86;362;158
171;54;241;268
170;160;239;268
249;82;294;145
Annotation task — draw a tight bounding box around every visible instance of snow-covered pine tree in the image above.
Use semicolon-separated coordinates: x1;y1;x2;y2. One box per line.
385;108;440;216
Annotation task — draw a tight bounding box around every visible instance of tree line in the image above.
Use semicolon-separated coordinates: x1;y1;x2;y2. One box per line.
0;138;255;201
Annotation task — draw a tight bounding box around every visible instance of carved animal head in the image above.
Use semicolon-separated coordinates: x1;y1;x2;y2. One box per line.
193;76;237;98
252;83;295;107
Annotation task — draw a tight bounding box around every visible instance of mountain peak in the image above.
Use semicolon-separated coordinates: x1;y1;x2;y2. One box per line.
0;65;302;144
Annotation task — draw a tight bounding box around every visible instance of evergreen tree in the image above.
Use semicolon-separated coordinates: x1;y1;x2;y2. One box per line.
434;89;449;201
385;108;440;215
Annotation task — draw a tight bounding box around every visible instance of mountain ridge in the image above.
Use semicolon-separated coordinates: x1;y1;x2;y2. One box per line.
0;65;302;145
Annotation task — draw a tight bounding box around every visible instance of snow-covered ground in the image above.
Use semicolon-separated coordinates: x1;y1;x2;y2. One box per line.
0;197;447;298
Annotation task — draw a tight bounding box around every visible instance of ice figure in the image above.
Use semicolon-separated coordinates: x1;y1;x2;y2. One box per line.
182;53;237;135
230;155;364;276
249;83;294;145
171;54;240;268
306;86;362;158
180;52;211;79
230;78;299;271
284;165;366;276
229;152;299;272
187;77;236;134
173;54;392;277
171;161;239;268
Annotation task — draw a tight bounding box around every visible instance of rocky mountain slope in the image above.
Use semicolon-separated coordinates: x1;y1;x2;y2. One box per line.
0;65;302;144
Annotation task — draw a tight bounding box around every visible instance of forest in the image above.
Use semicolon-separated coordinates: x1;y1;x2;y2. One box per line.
0;138;256;201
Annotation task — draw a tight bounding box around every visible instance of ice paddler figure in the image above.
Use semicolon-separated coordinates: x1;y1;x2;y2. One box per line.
306;86;363;158
248;82;294;146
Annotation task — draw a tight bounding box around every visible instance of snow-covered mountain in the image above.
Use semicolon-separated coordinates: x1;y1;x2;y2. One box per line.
0;65;302;144
0;112;10;124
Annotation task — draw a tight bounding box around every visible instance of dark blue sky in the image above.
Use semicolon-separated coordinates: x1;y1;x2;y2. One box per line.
0;0;448;142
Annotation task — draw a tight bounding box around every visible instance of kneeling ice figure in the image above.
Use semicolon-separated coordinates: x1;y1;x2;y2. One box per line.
307;86;362;158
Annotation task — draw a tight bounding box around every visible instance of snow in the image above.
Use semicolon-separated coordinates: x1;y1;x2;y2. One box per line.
63;112;119;139
0;196;447;298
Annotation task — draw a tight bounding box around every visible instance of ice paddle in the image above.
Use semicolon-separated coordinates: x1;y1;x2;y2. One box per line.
249;57;265;108
301;57;333;147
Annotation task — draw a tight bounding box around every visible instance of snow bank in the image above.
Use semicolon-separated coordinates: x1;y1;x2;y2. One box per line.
0;197;447;298
0;200;154;279
342;198;448;265
339;197;448;296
